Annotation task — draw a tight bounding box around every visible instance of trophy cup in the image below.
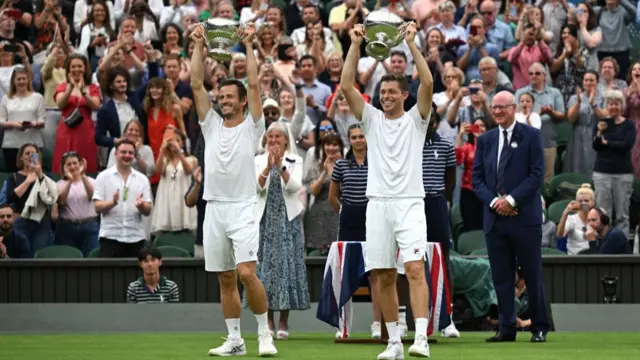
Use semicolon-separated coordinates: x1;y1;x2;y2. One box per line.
202;18;245;62
362;10;410;61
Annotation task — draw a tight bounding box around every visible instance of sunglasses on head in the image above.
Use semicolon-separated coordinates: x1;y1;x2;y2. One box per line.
63;151;78;158
319;125;334;132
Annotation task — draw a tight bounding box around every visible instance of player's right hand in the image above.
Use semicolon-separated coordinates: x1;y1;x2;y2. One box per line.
349;25;365;46
191;24;205;43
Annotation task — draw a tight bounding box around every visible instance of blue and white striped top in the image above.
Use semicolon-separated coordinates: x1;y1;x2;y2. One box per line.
331;156;368;206
422;133;456;196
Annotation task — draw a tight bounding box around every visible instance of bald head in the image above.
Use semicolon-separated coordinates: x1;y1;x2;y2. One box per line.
491;91;516;127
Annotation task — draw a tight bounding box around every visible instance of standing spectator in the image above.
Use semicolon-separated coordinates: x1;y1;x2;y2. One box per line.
455;119;486;231
184;166;204;258
40;41;69;151
239;0;269;26
253;122;309;339
6;0;33;44
412;0;445;31
73;0;116;34
55;152;99;257
597;0;636;80
556;184;596;255
417;28;456;94
126;246;180;303
478;0;514;60
53;54;102;175
299;55;331;125
372;51;419;111
160;0;197;29
289;4;331;46
598;57;628;94
0;204;30;259
508;23;552;91
76;1;116;72
0;67;46;173
433;1;467;42
93;139;153;257
592;90;636;238
551;24;587;105
456;16;500;82
564;71;602;176
6;144;58;257
327;90;360;146
514;62;565;184
33;0;70;65
107;120;155;177
150;128;197;234
575;2;602;71
625;61;640;182
538;0;568;53
445;79;495;145
329;0;368;58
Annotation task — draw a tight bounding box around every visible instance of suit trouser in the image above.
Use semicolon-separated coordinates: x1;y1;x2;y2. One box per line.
592;172;634;238
485;219;548;334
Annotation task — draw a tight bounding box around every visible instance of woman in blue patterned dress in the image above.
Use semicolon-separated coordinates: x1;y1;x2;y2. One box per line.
252;121;310;340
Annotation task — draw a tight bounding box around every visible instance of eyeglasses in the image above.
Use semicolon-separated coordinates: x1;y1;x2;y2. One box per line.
490;104;515;111
319;125;334;132
529;71;543;76
264;109;279;116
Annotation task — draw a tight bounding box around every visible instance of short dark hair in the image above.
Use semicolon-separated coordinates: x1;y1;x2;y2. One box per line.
138;246;162;261
0;203;14;212
380;73;409;92
115;138;136;152
105;66;131;98
163;53;182;66
299;54;317;67
219;79;247;101
585;69;600;82
390;51;407;62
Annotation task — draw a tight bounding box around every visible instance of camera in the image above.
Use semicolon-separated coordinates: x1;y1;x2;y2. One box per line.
601;276;619;304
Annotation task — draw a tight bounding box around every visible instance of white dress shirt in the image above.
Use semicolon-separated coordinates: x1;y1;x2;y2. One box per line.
492;120;517;208
93;167;153;243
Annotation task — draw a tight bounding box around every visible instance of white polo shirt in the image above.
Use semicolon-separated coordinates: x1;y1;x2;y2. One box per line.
361;103;430;198
93;167;153;243
200;109;265;202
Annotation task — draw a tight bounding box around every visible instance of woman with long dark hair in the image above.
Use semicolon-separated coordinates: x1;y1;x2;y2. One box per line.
455;119;486;231
77;0;116;72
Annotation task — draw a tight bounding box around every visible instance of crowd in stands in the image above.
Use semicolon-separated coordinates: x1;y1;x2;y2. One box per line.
0;0;638;267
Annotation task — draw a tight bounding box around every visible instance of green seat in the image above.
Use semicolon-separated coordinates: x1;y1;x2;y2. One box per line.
155;232;196;255
449;249;461;257
541;247;567;255
547;200;571;225
450;203;463;230
307;249;324;256
547;173;593;201
35;245;83;258
40;147;53;173
469;248;488;256
157;246;192;258
632;178;640;202
457;230;486;255
555;122;571;148
0;171;10;188
87;248;100;258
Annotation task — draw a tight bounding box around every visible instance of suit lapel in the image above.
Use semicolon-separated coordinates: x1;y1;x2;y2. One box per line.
487;130;499;179
502;122;523;169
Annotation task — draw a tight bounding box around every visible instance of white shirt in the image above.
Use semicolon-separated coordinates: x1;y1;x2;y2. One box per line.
113;98;137;133
361;103;430;198
93;167;153;243
493;121;517;207
430;23;467;42
159;5;197;29
73;0;117;34
200;110;265;202
113;0;163;20
290;27;333;47
358;56;388;98
77;24;111;58
0;93;46;148
515;112;542;129
564;213;591;255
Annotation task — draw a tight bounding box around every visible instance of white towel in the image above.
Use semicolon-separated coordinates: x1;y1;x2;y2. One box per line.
22;176;59;223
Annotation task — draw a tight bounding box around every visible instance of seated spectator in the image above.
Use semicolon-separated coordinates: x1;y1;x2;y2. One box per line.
94;139;153;257
541;197;557;249
126;246;180;303
150;128;197;234
556;184;595;255
0;66;46;173
54;152;99;257
0;204;30;259
6;144;58;257
585;208;632;254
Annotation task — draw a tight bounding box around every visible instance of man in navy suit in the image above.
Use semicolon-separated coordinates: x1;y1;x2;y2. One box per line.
472;91;549;343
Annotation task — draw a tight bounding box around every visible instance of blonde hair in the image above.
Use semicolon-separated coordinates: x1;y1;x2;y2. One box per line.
576;183;595;200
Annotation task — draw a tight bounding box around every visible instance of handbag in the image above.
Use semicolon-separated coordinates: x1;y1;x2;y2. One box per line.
64;107;83;127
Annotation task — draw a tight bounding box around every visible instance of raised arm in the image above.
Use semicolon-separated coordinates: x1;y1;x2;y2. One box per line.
406;22;433;119
340;25;366;120
243;23;263;122
189;25;213;122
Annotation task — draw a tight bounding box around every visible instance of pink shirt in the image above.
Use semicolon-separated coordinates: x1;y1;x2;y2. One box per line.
412;0;445;31
508;42;553;90
57;178;98;221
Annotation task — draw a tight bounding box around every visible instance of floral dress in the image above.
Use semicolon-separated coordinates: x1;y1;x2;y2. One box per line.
302;161;339;253
564;92;603;176
553;49;587;106
245;168;310;311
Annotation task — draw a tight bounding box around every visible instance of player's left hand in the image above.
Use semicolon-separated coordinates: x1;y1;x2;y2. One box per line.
404;21;417;43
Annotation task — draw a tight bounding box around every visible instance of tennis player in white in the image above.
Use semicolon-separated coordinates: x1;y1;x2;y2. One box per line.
340;23;434;359
190;24;277;357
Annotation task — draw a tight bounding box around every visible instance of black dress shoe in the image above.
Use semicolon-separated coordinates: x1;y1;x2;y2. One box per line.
530;331;547;343
486;332;516;342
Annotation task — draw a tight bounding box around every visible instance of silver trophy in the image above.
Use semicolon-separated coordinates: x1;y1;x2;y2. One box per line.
362;10;410;61
202;18;245;61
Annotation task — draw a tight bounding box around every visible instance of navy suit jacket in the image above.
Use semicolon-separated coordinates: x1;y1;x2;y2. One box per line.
471;121;545;232
94;62;160;150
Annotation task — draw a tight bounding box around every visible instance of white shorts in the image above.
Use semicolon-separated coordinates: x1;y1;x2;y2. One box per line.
364;198;427;271
203;200;259;272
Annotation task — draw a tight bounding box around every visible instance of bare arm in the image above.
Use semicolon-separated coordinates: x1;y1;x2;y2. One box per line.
410;28;434;118
244;26;263;122
190;25;213;122
94;199;117;214
57;180;72;206
328;180;341;214
339;26;366;120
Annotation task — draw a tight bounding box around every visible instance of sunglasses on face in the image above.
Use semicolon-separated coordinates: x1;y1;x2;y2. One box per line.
319;125;334;131
264;109;279;116
529;71;543;76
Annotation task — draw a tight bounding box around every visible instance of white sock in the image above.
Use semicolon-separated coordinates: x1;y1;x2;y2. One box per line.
225;318;241;338
415;318;428;338
255;312;270;334
398;306;407;326
386;321;401;343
